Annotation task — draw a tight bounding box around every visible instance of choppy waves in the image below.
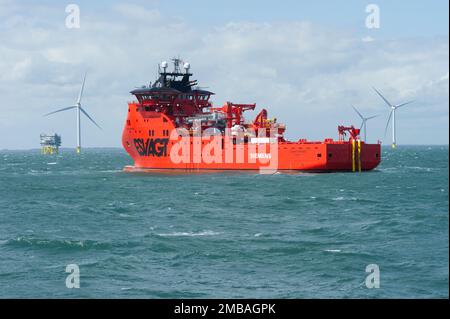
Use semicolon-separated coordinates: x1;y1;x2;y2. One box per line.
0;147;448;298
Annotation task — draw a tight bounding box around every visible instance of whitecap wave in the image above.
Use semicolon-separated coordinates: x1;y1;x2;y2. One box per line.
332;197;357;201
403;166;434;172
325;249;341;253
157;230;221;237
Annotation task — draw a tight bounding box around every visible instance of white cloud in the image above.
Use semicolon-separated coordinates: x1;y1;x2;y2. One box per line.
362;36;375;42
113;3;162;22
0;3;448;149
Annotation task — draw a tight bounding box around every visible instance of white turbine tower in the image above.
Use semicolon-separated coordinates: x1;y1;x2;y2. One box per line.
372;87;414;149
351;105;378;142
44;73;101;153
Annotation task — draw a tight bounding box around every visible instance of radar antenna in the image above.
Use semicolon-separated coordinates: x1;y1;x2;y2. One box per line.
172;57;183;73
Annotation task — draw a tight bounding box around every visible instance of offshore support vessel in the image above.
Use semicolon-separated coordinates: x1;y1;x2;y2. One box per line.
122;58;381;172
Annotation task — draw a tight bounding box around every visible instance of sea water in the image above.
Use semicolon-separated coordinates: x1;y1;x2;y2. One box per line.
0;146;448;298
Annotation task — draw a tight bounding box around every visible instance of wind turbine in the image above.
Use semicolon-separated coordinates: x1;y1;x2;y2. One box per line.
351;105;378;142
372;87;414;149
44;73;101;153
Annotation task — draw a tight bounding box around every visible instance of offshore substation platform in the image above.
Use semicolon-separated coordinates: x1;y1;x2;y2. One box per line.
40;133;62;154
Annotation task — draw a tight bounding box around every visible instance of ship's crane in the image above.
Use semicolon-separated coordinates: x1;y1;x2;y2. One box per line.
252;109;268;128
211;102;256;128
338;125;361;142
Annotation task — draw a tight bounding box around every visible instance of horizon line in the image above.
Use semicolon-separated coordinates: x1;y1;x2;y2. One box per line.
1;144;449;152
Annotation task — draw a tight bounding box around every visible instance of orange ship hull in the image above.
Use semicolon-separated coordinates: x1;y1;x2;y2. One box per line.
122;106;381;172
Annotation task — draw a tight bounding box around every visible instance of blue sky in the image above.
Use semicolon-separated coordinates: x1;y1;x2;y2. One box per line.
24;0;448;37
158;0;448;37
0;0;448;148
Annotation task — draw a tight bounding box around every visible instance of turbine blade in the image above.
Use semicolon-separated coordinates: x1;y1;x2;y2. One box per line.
366;114;379;120
372;87;393;108
395;100;414;109
77;72;87;104
44;106;77;116
351;105;364;120
384;110;393;138
359;120;365;131
79;107;102;130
